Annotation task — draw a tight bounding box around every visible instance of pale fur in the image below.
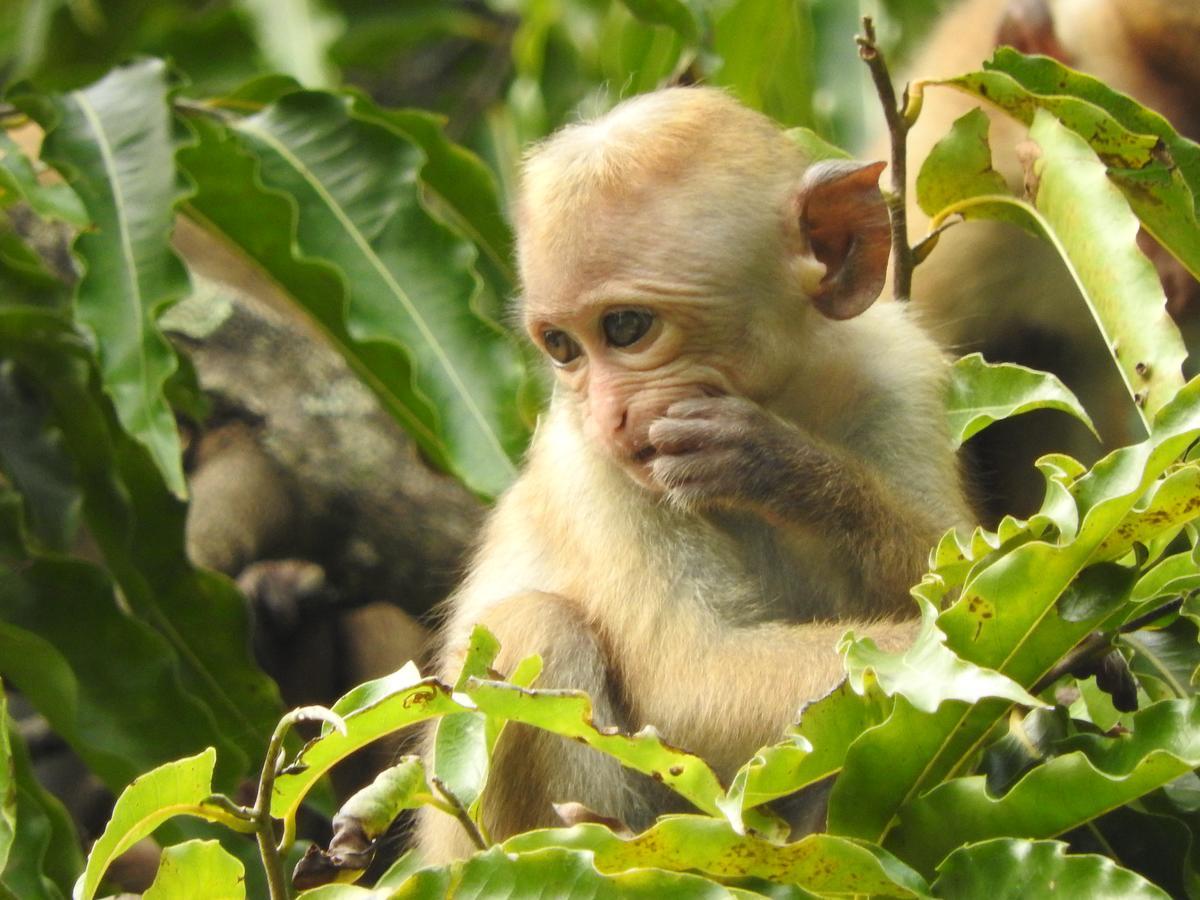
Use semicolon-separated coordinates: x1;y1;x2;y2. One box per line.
417;87;970;863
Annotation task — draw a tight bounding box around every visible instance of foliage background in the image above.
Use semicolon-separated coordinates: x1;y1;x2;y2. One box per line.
5;1;1200;899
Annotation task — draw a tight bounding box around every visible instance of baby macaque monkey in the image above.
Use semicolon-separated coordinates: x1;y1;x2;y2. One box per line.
418;87;971;862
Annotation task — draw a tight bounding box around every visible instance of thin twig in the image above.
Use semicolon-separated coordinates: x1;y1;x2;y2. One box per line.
255;721;294;900
856;17;914;301
432;776;489;852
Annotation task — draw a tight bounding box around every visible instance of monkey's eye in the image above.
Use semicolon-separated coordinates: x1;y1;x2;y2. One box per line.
602;309;654;348
542;329;582;365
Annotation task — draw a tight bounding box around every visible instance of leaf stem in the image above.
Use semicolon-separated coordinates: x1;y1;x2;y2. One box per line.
254;713;303;900
432;776;489;851
856;17;915;301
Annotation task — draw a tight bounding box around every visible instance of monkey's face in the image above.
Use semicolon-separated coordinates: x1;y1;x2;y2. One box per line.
524;288;744;490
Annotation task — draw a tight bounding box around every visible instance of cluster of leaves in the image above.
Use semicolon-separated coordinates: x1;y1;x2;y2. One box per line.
4;3;1200;900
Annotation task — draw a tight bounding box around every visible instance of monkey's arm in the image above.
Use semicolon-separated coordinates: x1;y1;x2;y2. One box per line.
649;396;944;618
419;588;916;859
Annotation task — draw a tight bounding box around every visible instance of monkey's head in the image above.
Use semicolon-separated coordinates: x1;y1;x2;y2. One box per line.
513;87;890;488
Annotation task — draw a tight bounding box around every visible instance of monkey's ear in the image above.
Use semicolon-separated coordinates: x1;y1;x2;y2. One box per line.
997;0;1071;61
796;159;890;320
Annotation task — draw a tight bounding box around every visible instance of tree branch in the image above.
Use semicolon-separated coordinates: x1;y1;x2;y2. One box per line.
856;17;915;301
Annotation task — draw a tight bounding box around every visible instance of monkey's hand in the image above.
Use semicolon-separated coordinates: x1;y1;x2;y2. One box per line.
648;396;841;521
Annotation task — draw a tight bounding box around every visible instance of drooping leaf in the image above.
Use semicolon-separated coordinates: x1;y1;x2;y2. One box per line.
932;838;1170;899
916;108;1009;219
1124;620;1200;701
945;353;1096;448
433;626;504;818
13;58;192;496
294;758;432;888
1026;110;1185;421
504;818;930;898
73;749;253;900
0;551;245;793
143;840;246;900
985;47;1200;211
934;49;1200;282
351;103;516;302
920;111;1185;424
181;91;528;497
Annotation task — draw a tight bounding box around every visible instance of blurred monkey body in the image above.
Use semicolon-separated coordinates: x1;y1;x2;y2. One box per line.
418;88;970;861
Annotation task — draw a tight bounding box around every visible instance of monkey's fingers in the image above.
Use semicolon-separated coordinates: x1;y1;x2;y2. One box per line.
652;447;746;510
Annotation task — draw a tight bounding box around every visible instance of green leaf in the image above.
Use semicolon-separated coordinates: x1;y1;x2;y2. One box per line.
0;307;282;788
395;844;780;899
827;378;1200;851
433;625;501;817
710;0;815;129
0;131;87;226
504;818;930;898
353;103;516;299
783;127;852;162
842;597;1045;713
143;840;245;900
74;749;252;900
720;683;891;822
926;112;1186;423
1124;620;1200;701
932;838;1170;899
1092;463;1200;562
985;47;1200;210
946;353;1096;448
181;91;528;497
937;48;1200;284
271;678;461;839
13;58;191;497
233;0;344;88
466;679;727;819
329;662;422;721
889;698;1200;874
0;690;12;878
916;108;1009;219
0;553;247;794
0;366;81;552
618;0;700;44
334;757;431;845
931;68;1159;170
2;715;82;900
1027;109;1186;421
